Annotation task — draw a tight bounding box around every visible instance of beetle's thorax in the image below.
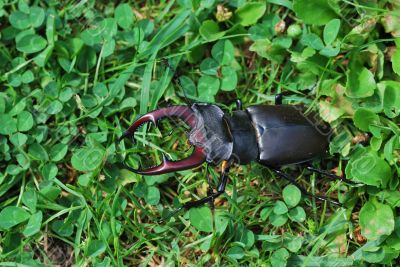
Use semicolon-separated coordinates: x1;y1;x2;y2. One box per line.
188;104;233;164
188;104;259;165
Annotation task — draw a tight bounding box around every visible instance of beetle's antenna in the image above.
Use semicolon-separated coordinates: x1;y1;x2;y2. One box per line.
161;58;193;105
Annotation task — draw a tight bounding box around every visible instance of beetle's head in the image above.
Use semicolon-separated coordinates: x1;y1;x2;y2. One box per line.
118;104;233;175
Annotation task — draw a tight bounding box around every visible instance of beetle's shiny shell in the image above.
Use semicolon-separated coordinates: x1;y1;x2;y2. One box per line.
246;105;330;166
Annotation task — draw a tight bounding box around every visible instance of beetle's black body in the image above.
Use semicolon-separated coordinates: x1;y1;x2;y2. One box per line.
186;103;329;168
119;99;344;217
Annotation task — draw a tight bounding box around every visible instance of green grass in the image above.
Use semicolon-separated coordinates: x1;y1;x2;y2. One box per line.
0;0;399;266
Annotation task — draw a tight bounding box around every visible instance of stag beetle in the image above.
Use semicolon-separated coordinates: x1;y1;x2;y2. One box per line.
118;94;352;219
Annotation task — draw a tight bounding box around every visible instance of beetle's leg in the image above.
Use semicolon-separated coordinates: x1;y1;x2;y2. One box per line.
216;159;232;193
227;99;242;110
305;165;356;185
270;167;343;207
160;160;233;222
275;93;283;105
275;91;294;105
178;160;232;209
235;99;243;110
205;164;215;209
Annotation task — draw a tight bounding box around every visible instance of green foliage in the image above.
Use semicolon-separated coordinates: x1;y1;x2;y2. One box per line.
293;0;338;26
263;185;306;228
359;199;394;240
189;206;214;232
0;206;30;230
0;0;399;266
235;2;266;26
282;184;301;208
